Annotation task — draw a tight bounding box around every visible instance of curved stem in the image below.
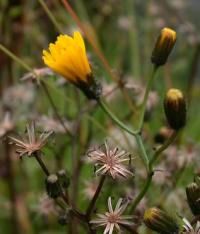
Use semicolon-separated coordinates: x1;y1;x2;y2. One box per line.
135;134;149;171
129;131;178;213
98;99;137;137
138;66;158;131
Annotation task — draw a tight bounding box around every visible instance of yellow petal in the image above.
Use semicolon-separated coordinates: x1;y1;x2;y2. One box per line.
73;31;86;53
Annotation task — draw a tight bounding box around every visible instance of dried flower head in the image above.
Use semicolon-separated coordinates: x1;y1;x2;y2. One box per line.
42;31;101;99
90;196;134;234
9;122;53;158
88;142;133;179
182;218;200;234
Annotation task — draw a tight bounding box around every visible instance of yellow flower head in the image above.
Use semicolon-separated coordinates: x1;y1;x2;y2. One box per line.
151;27;177;66
42;31;101;99
42;31;92;85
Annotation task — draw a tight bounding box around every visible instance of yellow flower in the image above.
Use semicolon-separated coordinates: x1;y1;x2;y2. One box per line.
42;31;92;85
42;31;102;99
151;27;177;66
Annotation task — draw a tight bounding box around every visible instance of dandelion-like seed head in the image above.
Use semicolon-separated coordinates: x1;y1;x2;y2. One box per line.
9;122;53;158
90;196;134;234
88;142;133;179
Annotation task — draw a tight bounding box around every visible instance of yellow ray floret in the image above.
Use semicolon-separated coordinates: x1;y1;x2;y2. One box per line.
42;31;92;84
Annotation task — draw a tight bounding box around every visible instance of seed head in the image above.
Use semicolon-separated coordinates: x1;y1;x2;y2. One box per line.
88;142;133;179
90;196;134;234
9;122;53;158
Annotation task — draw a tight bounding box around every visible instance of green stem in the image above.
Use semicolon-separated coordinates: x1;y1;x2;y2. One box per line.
130;131;178;213
138;66;158;131
98;99;137;137
0;44;34;74
38;0;63;33
149;131;178;169
98;99;150;170
129;172;153;213
135;134;149;171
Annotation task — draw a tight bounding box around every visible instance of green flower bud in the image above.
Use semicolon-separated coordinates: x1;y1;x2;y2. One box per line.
164;89;186;130
144;207;179;234
151;27;177;66
45;174;62;198
186;182;200;216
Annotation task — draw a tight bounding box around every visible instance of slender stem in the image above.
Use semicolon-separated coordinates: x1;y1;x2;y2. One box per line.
41;81;72;136
129;131;178;213
138;66;158;131
86;175;106;219
34;153;50;176
38;0;63;33
98;99;137;137
149;131;178;169
98;99;150;169
129;171;154;213
135;134;149;171
0;44;34;74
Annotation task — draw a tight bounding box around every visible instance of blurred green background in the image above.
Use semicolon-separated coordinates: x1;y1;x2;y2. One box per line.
0;0;200;233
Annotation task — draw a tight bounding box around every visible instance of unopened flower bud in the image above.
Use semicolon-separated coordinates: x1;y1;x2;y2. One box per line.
151;27;176;66
144;207;179;234
57;169;70;189
186;182;200;216
45;174;62;198
164;89;186;130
